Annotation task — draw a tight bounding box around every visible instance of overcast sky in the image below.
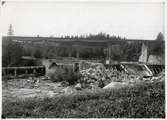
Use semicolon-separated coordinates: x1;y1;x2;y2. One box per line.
1;1;165;39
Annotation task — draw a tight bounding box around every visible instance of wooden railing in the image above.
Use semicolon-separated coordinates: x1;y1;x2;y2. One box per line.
2;66;45;77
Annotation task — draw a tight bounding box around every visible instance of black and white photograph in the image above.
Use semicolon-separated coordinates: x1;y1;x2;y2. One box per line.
1;0;166;118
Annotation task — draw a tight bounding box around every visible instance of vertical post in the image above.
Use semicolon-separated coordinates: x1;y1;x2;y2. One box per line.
68;47;72;57
14;68;17;77
25;69;28;74
108;44;111;64
76;47;80;59
3;69;6;76
33;69;36;74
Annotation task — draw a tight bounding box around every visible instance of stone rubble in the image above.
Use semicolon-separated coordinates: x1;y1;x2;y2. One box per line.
79;62;135;89
77;62;164;90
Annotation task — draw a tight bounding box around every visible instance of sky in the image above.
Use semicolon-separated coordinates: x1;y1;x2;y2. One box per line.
1;1;165;39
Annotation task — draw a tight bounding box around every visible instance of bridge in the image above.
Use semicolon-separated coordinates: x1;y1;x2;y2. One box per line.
2;36;165;64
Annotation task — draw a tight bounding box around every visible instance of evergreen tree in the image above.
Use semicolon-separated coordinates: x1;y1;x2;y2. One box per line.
7;24;14;36
156;32;164;41
2;24;23;67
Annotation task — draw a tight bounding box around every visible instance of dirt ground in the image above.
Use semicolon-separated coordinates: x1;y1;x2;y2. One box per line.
2;78;67;101
2;72;164;102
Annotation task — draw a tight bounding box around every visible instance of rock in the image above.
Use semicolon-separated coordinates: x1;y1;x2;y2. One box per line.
98;80;105;88
41;76;50;80
61;81;69;87
75;83;82;90
57;83;62;87
90;83;101;91
103;82;128;89
63;86;76;94
27;79;31;82
87;79;94;84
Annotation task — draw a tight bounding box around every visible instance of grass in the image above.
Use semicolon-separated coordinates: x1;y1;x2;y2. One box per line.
2;81;165;118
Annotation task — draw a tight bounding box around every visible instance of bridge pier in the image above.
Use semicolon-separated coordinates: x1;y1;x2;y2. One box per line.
14;69;17;76
25;69;28;74
139;42;148;63
68;51;72;57
106;44;112;64
76;47;80;59
68;47;72;57
33;69;36;74
108;44;112;64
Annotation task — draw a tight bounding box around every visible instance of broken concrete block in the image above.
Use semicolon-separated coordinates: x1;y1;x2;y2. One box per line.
75;83;82;90
103;82;128;89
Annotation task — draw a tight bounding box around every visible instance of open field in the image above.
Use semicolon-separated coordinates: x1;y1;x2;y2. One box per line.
2;78;165;118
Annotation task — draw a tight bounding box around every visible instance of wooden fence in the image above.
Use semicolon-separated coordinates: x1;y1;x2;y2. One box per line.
2;66;45;77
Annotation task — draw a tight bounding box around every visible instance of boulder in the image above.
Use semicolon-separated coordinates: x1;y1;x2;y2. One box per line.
75;83;82;90
103;82;128;89
90;83;101;91
63;86;76;94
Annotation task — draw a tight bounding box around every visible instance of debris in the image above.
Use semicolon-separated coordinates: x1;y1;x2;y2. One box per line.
103;82;128;89
62;86;77;94
79;62;130;89
78;61;164;90
75;83;82;90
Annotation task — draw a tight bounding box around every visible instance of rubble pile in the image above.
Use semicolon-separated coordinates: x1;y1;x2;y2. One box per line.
78;61;166;90
78;62;143;89
149;70;165;82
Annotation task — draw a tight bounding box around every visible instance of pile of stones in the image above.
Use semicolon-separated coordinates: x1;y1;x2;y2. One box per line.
75;62;164;90
78;62;139;89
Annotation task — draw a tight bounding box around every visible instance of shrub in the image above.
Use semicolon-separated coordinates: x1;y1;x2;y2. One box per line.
63;69;81;85
50;67;81;85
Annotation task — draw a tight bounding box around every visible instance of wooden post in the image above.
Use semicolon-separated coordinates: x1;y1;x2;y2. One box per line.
33;69;36;74
14;69;17;76
3;69;6;76
108;44;111;64
68;47;72;57
25;69;28;74
76;47;80;59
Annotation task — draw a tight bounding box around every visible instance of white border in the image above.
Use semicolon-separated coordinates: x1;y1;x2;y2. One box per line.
0;0;166;120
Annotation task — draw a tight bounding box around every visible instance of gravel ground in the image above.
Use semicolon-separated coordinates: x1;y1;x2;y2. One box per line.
2;78;66;101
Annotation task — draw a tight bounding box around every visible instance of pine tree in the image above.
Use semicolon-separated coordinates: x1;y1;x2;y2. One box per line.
2;24;23;67
7;24;14;36
156;32;164;41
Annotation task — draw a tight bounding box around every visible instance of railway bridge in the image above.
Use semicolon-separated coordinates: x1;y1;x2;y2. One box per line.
2;36;165;64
